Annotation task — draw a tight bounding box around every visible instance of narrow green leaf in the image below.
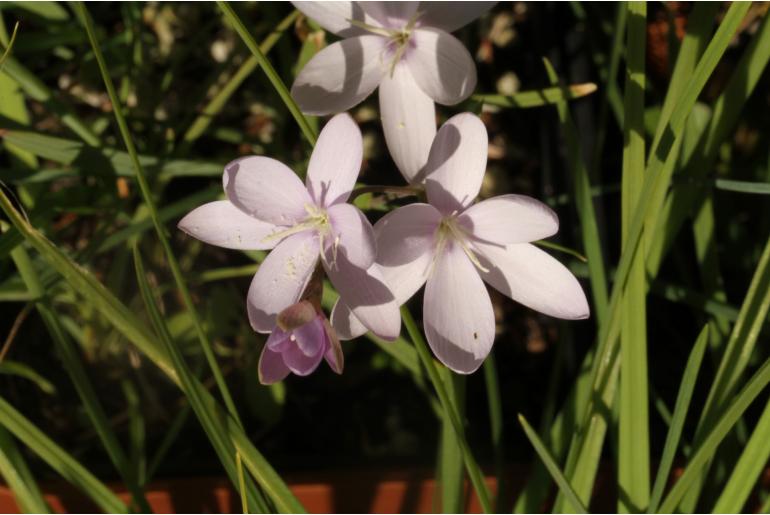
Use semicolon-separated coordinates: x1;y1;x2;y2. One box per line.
0;427;49;513
0;21;19;69
713;395;770;513
180;9;300;147
648;324;709;513
0;360;55;395
543;58;609;325
618;3;649;511
217;1;317;146
483;353;505;512
714;179;770;195
518;414;587;514
658;351;770;513
0;396;128;513
472;83;597;109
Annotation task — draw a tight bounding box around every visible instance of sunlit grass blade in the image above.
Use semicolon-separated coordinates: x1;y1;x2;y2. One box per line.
180;9;300;148
618;3;649;511
401;307;493;513
0;427;49;513
9;242;151;511
543;58;609;325
646;11;770;275
714;179;770;195
0;57;99;146
132;244;270;514
658;349;770;512
0;21;19;69
1;130;223;181
217;1;317;146
517;414;587;514
648;324;709;512
679;234;770;509
75;1;244;433
472;83;597;109
0;395;128;513
713;395;770;513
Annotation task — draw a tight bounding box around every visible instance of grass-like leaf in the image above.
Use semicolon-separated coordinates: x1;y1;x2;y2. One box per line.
648;324;709;512
518;414;587;514
473;83;597;109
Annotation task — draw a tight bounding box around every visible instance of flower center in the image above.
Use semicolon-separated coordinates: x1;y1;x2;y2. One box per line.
261;204;332;244
348;11;421;77
433;215;489;274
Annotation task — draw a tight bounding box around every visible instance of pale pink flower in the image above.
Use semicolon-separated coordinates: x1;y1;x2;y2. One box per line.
259;300;344;384
333;113;589;374
291;1;495;183
179;113;400;342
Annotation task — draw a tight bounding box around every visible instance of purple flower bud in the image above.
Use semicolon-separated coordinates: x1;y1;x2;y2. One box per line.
258;301;343;384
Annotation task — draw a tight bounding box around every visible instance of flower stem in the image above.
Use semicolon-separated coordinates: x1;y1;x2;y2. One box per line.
401;306;493;513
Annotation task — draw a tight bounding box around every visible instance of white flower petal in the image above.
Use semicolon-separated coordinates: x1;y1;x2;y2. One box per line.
459;194;559;245
330;299;368;340
292;35;388;116
374;203;440;303
247;232;320;333
423;242;495;374
417;2;496;32
178;201;279;250
361;2;419;28
424;113;488;214
327;203;376;270
379;62;436;184
291;1;378;37
475;242;590;320
325;256;400;341
406;28;476;105
306;113;362;207
223;156;312;226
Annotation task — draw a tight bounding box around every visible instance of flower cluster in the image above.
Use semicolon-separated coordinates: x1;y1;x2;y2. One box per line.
180;1;589;383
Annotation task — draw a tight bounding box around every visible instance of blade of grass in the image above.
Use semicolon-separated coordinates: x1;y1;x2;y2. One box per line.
679;233;770;510
9;241;151;511
401;307;493;513
658;349;770;513
439;371;466;513
618;3;649;511
648;324;709;513
0;427;49;513
714;179;770;194
0;57;99;146
712;395;770;513
0;21;19;69
473;83;597;109
518;414;587;514
216;1;317;146
75;1;245;434
0;395;128;513
543;58;609;325
180;9;300;148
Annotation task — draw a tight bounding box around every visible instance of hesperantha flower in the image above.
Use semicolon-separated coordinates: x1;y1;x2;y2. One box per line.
178;113;400;345
332;113;590;374
259;299;344;384
291;1;495;183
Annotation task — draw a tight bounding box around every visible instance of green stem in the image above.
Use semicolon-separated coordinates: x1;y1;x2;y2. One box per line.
401;307;493;513
216;1;318;146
